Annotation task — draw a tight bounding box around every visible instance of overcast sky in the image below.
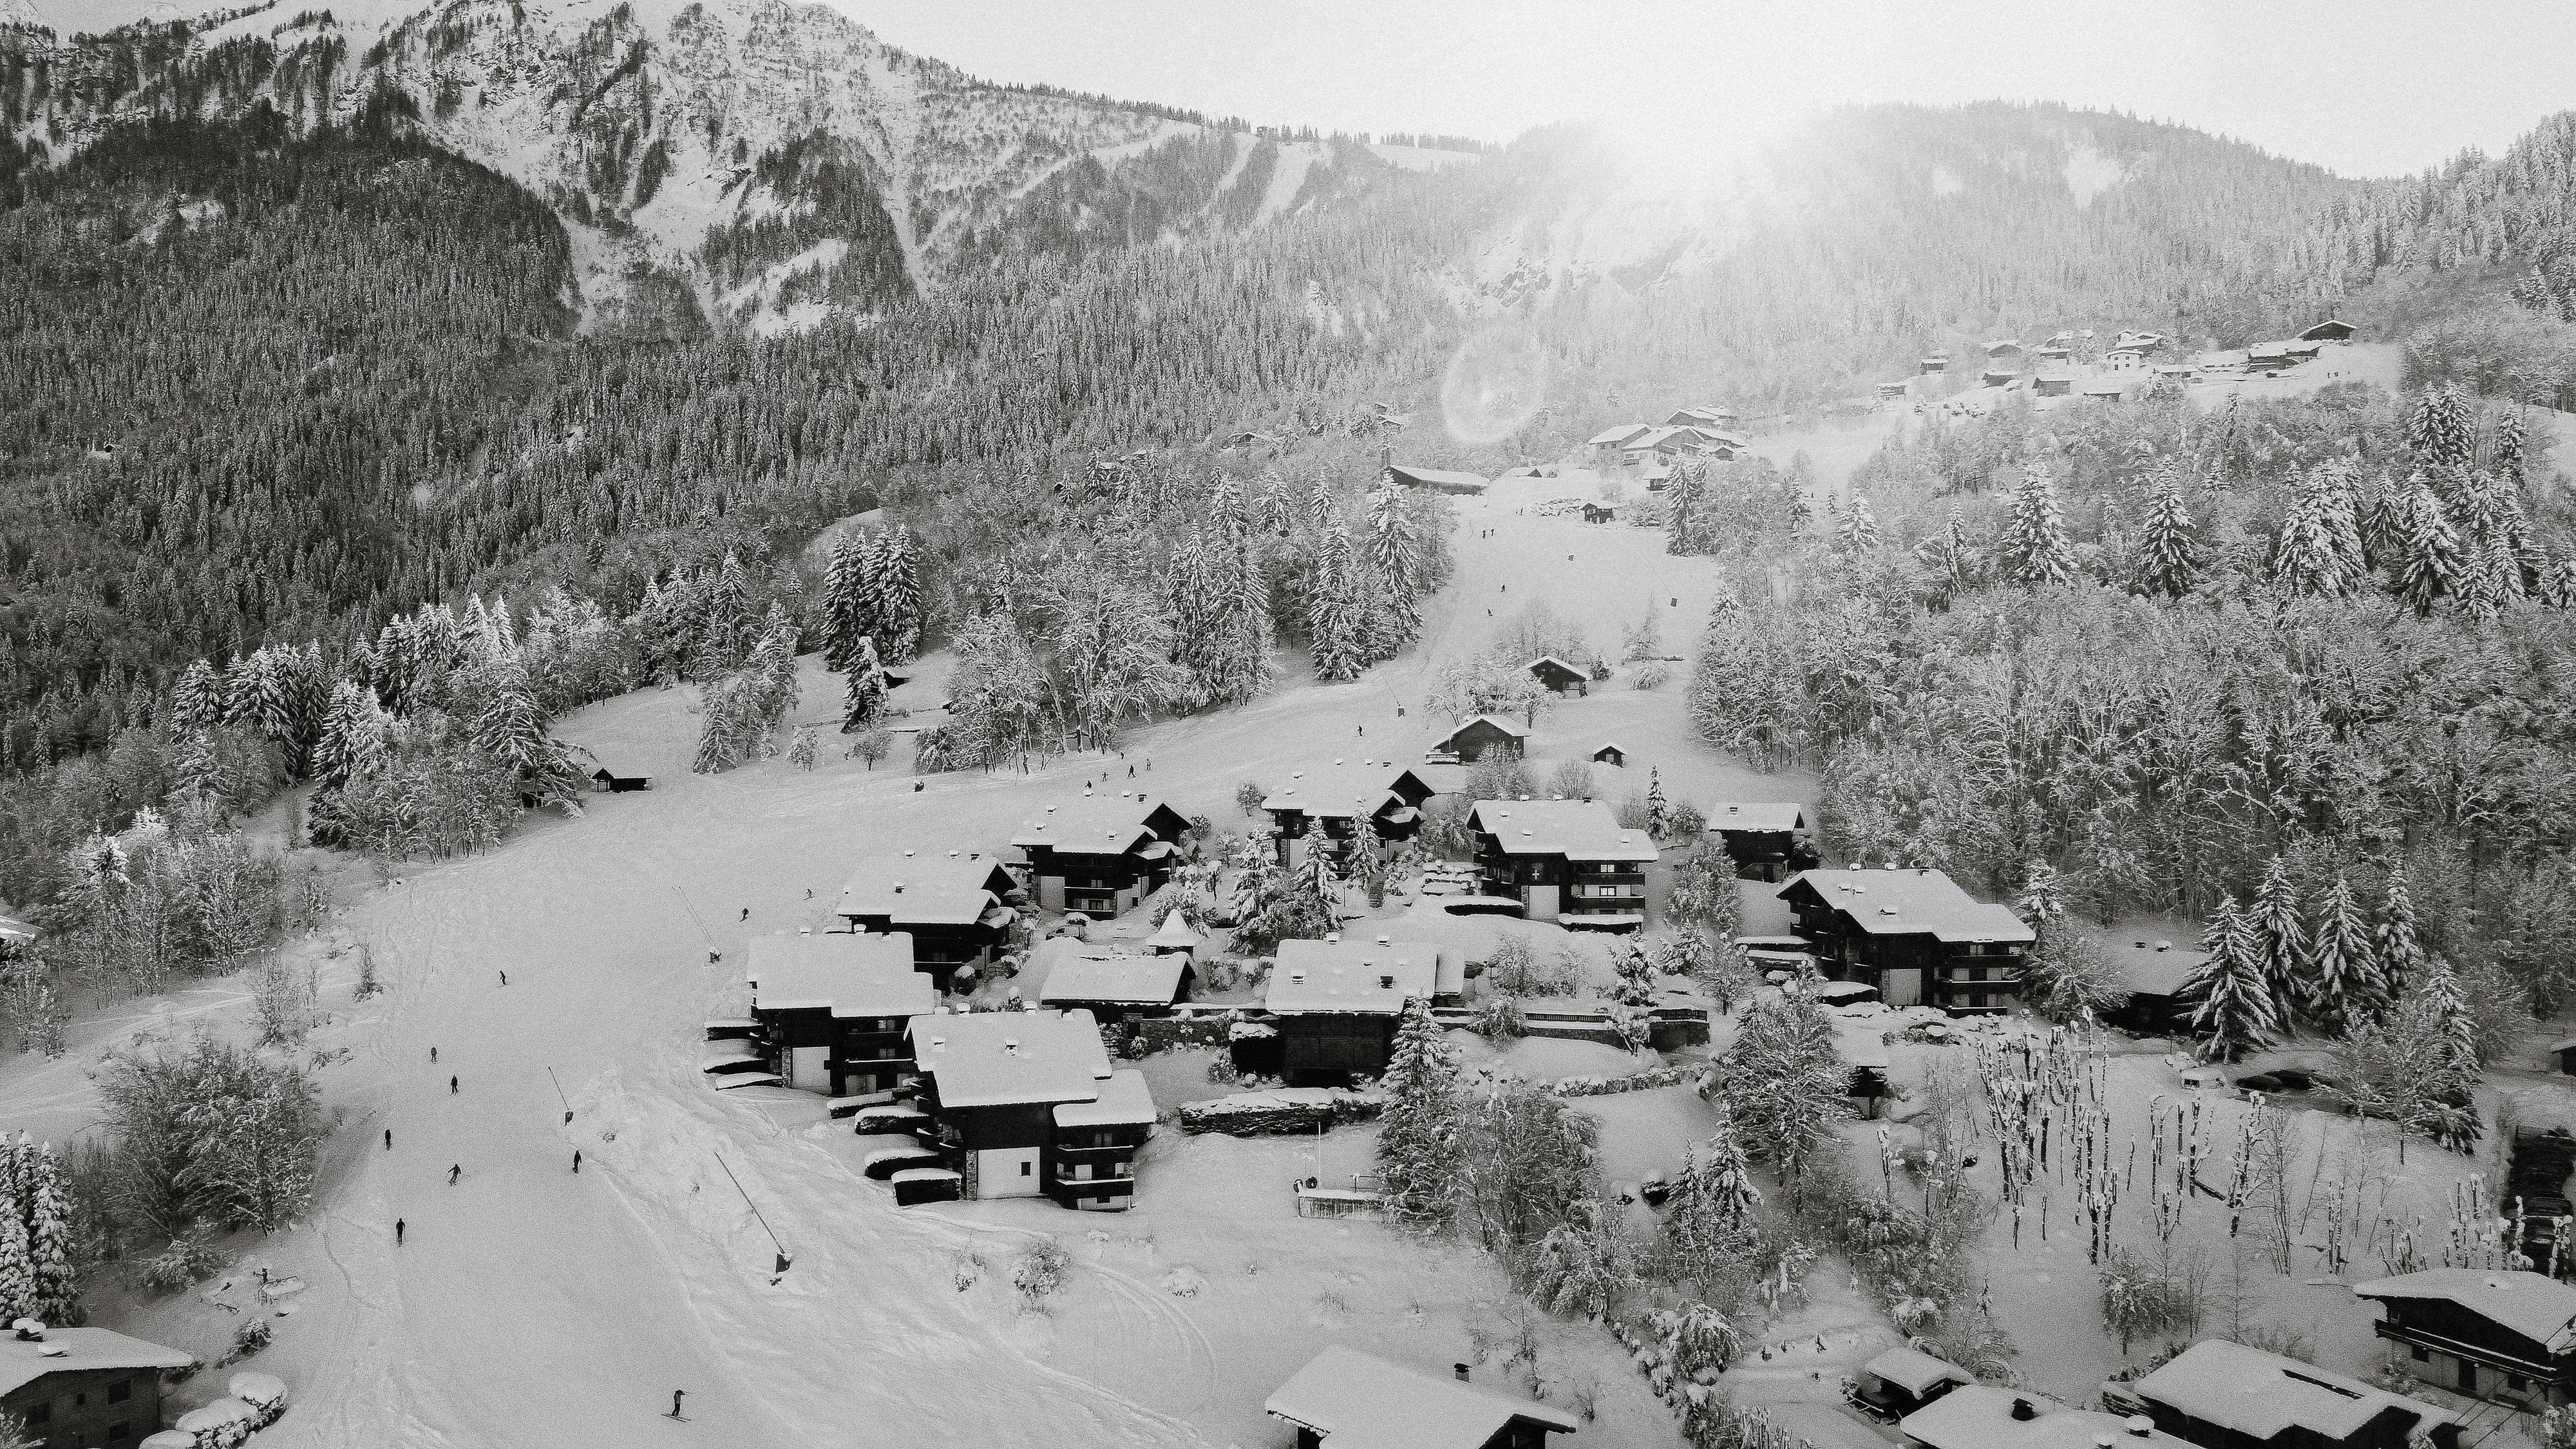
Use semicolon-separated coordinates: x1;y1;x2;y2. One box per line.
32;0;2576;176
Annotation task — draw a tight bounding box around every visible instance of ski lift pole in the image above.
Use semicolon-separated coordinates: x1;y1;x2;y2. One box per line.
714;1151;791;1277
547;1066;574;1126
672;887;721;961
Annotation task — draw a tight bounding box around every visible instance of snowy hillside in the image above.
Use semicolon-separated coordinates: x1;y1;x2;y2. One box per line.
1;0;1474;328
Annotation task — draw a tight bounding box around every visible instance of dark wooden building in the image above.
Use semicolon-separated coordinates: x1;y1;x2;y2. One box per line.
1703;801;1816;882
836;849;1021;991
1525;656;1590;696
1387;464;1489;496
1260;758;1438;867
0;1325;193;1449
1848;1346;1970;1420
1010;793;1193;918
1266;1345;1580;1449
2124;1339;2461;1449
1902;1385;2195;1449
2101;937;2202;1037
1260;936;1451;1083
1430;715;1527;764
744;932;936;1097
2353;1269;2576;1408
1777;868;2032;1013
2302;318;2357;342
1591;743;1627;768
1667;405;1739;431
907;1009;1153;1210
1034;938;1195;1022
1468;800;1659;929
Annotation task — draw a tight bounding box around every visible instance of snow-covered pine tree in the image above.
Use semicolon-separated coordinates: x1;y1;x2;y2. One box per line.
871;527;925;664
0;1186;30;1323
2543;557;2576;611
1662;1108;1763;1293
2373;866;2426;1002
1918;504;1982;603
1376;998;1461;1226
24;1143;73;1324
2316;460;2369;579
1834;493;1882;553
2184;895;2278;1063
2418;956;2481;1074
1666;462;1714;555
695;550;755;678
1645;768;1671;838
2394;484;2463;617
2137;469;2201;598
1307;520;1366;683
2248;856;2309;1019
2493;408;2527;486
1162;527;1218;711
2271;470;2345;596
2307;873;2382;1034
312;681;390;787
1363;476;1424;652
819;531;880;675
471;659;554;781
172;659;227;734
2001;464;2079;587
838;636;889;734
2407;384;2475;471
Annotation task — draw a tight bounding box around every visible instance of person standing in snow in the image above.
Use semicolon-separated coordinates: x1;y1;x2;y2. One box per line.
573;1151;582;1173
395;1219;405;1245
430;1046;437;1063
448;1164;460;1186
669;1390;685;1419
450;1075;459;1094
384;1129;392;1151
498;970;508;986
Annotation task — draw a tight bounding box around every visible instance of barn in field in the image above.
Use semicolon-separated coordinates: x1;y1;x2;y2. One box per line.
2301;318;2358;342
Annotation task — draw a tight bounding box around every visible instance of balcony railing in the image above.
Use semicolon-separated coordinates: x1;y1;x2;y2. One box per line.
1052;1169;1136;1191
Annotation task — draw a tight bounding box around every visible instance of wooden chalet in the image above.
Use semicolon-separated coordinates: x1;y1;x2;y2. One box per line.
1467;799;1659;929
1982;367;2018;388
1586;423;1653;454
1430;715;1527;764
1267;1345;1580;1449
1902;1385;2195;1449
1848;1346;1971;1420
2353;1269;2576;1408
907;1009;1155;1210
2101;936;2201;1036
744;933;936;1097
2246;341;2297;370
2032;372;2074;398
1984;339;2023;358
1259;934;1455;1082
1;1325;194;1449
1591;743;1627;768
1778;868;2032;1012
1260;757;1438;866
1703;801;1815;882
2104;346;2147;369
2302;319;2357;342
1875;380;1909;401
2121;1339;2461;1449
590;766;650;792
1524;656;1590;696
2081;377;2139;402
1010;793;1193;918
1918;355;1949;374
1387;464;1488;496
1033;937;1194;1022
2033;345;2072;364
837;849;1021;991
1667;405;1739;431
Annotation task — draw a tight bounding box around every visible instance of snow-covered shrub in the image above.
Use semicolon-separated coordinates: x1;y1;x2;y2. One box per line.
225;1316;271;1361
1472;996;1526;1039
226;1372;287;1428
1629;661;1670;690
142;1232;223;1295
1012;1239;1072;1303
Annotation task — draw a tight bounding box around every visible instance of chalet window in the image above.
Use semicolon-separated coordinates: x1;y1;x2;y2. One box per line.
21;1403;46;1425
1021;1161;1032;1177
1094;1196;1113;1207
2411;1346;2430;1363
109;1425;132;1446
108;1379;131;1403
2511;1374;2530;1393
76;1390;88;1406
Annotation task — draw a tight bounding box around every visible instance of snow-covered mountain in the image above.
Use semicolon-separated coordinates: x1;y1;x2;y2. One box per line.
1;0;1481;330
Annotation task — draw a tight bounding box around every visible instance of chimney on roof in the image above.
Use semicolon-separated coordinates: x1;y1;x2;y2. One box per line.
1376;935;1390;946
2125;1417;2155;1438
904;849;916;857
1326;933;1340;943
1003;1039;1019;1054
2010;1399;2039;1423
799;927;811;936
1290;970;1306;983
11;1320;43;1341
948;849;959;858
1454;1363;1470;1382
1379;974;1395;990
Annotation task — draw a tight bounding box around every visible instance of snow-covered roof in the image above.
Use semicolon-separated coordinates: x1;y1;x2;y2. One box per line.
2081;379;2136;397
1010;793;1189;855
1264;937;1441;1016
1145;910;1201;951
1768;1402;1897;1449
1524;655;1588;682
1036;943;1191;1007
1265;1345;1580;1449
1902;1385;2192;1449
2132;1340;2454;1443
837;850;1016;927
1468;800;1660;864
2101;938;2204;998
1387;465;1488;493
1588;423;1653;446
0;1327;194;1397
1781;869;2032;944
1262;758;1432;820
745;933;933;1018
2352;1269;2576;1351
909;1009;1113;1109
1863;1345;1970;1396
1667;406;1738;428
1435;715;1527;748
1052;1069;1158;1128
1706;801;1806;833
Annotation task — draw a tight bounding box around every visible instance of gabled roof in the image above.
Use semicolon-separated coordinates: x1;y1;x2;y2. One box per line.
1011;793;1191;855
2103;938;2204;998
1266;1345;1580;1449
1265;937;1443;1016
1468;800;1660;863
909;1009;1113;1108
2132;1340;2455;1444
1434;715;1528;749
1707;802;1806;833
746;933;934;1018
1145;910;1201;951
1388;465;1488;493
2353;1269;2576;1352
1052;1068;1157;1128
1864;1346;1971;1396
0;914;38;945
0;1327;195;1397
1779;869;2032;943
1263;758;1436;820
1903;1385;2194;1449
2300;318;2356;340
1587;423;1654;446
1525;655;1589;683
1036;942;1191;1007
837;850;1017;927
2080;379;2134;397
1667;406;1738;428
